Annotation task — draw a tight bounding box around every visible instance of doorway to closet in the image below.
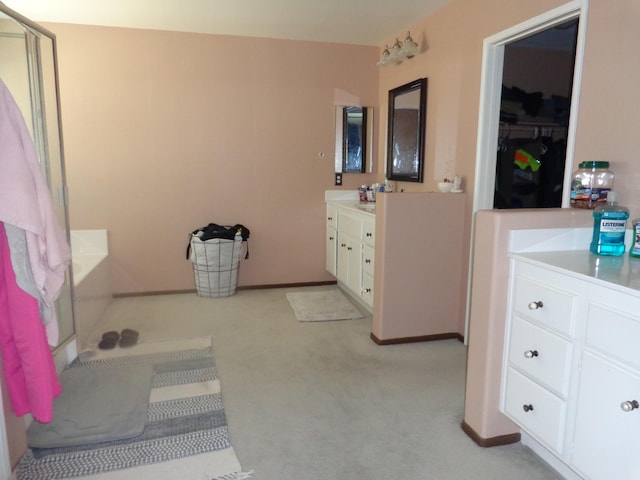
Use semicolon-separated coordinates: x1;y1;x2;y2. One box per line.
471;0;588;213
495;19;578;209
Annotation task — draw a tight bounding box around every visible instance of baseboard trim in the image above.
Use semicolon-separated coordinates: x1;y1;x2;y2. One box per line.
113;281;338;298
460;420;521;447
238;281;337;290
370;332;464;345
114;289;195;298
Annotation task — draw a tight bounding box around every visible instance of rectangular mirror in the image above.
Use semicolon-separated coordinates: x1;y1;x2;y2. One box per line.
386;78;427;183
334;105;373;174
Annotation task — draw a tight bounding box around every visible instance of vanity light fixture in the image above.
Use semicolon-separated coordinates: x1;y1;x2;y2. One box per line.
377;31;419;66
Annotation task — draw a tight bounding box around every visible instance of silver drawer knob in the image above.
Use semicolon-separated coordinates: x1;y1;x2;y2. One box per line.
364;288;372;293
522;404;534;412
621;400;639;412
528;301;544;310
524;350;539;359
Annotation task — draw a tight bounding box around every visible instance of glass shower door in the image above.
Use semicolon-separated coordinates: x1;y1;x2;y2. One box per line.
0;9;74;348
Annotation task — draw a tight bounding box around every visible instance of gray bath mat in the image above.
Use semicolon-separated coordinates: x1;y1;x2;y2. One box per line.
286;289;364;322
27;363;153;448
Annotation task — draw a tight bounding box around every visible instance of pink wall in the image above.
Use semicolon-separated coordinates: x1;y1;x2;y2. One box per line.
573;0;640;214
46;0;640;298
50;24;379;294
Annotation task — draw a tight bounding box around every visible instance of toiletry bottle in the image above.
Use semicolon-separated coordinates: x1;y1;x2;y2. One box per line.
590;192;629;256
630;218;640;258
359;185;367;202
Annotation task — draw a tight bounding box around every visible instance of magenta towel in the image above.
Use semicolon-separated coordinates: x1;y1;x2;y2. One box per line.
0;222;61;423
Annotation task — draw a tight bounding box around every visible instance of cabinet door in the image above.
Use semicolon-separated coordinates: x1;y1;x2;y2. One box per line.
326;226;337;276
362;245;375;277
363;219;375;247
326;205;338;230
571;352;640;480
362;272;374;307
346;237;362;294
337;231;350;284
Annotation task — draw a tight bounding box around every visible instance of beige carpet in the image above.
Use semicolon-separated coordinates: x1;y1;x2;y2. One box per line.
285;289;364;322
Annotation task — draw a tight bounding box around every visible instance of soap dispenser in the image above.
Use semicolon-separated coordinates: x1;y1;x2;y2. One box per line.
589;191;629;256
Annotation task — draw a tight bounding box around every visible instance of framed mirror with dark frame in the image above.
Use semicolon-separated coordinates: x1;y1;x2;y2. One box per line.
386;78;427;183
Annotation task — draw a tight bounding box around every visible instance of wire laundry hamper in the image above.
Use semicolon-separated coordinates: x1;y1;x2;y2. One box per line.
189;234;244;297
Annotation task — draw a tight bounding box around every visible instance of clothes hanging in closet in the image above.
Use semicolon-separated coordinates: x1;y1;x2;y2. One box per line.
494;135;566;209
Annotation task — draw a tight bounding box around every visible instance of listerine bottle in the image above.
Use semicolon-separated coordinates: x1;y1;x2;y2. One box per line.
590;192;629;256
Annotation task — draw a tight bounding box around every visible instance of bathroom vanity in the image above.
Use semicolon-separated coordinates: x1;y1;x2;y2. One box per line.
326;190;467;343
501;231;640;479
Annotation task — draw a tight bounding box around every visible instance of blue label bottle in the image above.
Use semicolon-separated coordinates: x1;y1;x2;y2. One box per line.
590;192;629;256
630;218;640;258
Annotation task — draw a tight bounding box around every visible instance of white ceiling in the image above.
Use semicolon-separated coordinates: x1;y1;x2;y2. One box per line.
2;0;452;47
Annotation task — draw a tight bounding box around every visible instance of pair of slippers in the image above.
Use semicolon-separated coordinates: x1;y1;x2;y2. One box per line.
98;329;139;350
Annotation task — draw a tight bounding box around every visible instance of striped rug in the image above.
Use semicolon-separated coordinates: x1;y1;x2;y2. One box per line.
16;338;251;480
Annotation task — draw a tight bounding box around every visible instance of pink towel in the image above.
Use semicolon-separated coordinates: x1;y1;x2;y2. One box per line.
0;223;61;423
0;79;70;345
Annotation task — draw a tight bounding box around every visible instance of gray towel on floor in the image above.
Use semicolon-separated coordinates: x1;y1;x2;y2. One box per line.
27;363;154;448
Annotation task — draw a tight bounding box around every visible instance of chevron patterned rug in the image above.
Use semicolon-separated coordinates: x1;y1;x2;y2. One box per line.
16;338;251;480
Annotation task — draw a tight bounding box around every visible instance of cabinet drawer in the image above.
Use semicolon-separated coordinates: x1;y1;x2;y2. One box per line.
512;273;577;337
326;205;338;229
508;316;573;397
503;367;566;454
585;294;640;371
339;213;363;239
363;219;375;246
362;245;375;277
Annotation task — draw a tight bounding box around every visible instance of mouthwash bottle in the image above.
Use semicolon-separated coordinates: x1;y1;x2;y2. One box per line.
630;218;640;258
590;192;629;256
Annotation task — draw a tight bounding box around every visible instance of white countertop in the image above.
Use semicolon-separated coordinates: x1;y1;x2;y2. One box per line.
326;200;376;216
512;250;640;296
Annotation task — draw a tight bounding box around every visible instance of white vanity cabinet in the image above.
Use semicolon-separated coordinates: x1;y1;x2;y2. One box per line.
325;202;374;309
502;253;640;480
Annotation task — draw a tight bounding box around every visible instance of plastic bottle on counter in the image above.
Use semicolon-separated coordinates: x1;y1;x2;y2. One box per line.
590;192;629;256
570;161;614;209
359;185;367;202
629;218;640;258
